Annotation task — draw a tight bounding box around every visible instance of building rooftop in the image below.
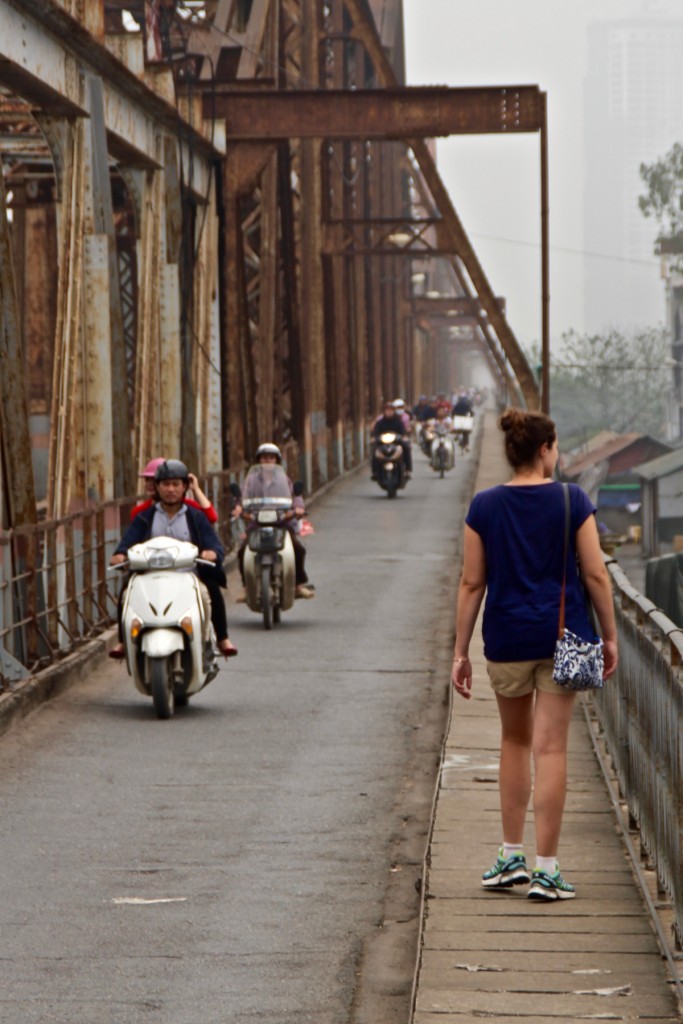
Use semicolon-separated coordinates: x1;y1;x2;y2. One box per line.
634;445;683;481
563;433;643;479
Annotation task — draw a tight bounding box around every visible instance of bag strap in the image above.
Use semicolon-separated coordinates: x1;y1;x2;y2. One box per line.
558;483;570;639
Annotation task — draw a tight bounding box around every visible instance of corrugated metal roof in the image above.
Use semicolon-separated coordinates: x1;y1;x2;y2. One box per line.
563;433;642;478
634;446;683;480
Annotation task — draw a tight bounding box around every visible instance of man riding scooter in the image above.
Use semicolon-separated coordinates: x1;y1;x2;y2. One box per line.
371;401;412;480
109;459;237;658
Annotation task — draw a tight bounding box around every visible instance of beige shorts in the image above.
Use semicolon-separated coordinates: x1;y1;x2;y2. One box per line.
486;658;572;698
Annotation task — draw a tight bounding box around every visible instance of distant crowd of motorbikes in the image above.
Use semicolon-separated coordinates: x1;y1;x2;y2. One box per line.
106;388;483;717
371;388;483;497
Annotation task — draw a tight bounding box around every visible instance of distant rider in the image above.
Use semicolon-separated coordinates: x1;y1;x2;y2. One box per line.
432;404;455;431
452;391;475;417
452;391;475;452
371;400;412;479
412;395;436;422
232;443;315;601
392;398;412;433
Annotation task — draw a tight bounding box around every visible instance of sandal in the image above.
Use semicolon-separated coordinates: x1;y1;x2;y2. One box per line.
108;646;126;661
218;641;238;658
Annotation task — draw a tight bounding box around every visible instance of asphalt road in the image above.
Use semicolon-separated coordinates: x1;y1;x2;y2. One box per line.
0;441;477;1024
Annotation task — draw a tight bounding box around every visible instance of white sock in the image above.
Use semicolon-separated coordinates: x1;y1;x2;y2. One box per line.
503;843;523;860
536;856;557;874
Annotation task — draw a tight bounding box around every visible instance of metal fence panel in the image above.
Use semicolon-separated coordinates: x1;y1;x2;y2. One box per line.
594;559;683;949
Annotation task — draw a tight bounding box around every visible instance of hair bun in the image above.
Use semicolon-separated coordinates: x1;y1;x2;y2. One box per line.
499;408;524;433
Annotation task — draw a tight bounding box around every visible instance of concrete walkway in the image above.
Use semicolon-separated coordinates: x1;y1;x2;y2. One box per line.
412;413;682;1024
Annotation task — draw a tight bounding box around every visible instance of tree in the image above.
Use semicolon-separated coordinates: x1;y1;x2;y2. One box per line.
639;142;683;247
547;327;670;447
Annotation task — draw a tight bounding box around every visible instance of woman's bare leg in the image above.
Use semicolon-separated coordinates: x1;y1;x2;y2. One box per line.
532;691;577;857
495;692;534;844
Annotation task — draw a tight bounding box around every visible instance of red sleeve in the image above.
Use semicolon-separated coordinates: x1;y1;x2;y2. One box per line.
184;497;218;524
130;498;153;521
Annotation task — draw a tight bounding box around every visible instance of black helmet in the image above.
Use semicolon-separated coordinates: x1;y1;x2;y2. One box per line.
154;459;190;483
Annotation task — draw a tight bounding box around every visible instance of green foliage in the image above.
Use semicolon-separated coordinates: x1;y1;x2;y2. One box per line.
639;142;683;245
546;327;670;445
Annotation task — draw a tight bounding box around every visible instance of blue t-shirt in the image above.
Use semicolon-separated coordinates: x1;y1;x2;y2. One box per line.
466;481;596;662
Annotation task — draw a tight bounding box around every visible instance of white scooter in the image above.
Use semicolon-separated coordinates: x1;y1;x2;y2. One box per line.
430;423;456;478
113;537;219;718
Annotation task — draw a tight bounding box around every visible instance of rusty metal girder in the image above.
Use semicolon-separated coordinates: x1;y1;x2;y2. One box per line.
204;85;545;141
0;168;38;527
0;0;221;175
412;296;505;318
340;0;541;410
321;217;453;255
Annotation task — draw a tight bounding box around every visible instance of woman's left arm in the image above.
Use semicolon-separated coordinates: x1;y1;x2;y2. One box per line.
576;515;619;679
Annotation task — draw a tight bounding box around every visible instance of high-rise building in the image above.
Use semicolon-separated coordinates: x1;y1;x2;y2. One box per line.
583;16;683;333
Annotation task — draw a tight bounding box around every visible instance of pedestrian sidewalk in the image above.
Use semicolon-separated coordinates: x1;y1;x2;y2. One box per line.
412;411;681;1024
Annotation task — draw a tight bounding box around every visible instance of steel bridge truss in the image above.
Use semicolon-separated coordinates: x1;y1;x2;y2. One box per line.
0;0;545;523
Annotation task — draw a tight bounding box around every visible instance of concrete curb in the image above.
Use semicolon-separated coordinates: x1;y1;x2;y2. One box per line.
0;631;115;739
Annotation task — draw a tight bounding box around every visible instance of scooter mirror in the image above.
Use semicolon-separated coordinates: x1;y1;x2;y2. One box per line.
229;482;242;499
293;481;304;496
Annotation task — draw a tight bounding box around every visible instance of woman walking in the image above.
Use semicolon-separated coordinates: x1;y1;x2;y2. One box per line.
451;408;618;900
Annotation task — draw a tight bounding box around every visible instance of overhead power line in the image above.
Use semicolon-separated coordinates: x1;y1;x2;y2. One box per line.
471;231;661;268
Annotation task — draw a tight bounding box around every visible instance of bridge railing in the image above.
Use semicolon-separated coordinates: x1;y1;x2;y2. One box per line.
0;500;131;687
596;557;683;949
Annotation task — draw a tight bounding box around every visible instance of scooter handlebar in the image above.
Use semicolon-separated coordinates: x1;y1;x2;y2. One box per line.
107;561;129;573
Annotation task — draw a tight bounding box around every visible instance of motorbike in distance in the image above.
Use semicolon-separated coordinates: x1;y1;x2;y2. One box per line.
453;413;474;453
429;422;456;478
232;464;304;629
110;537;220;719
373;432;408;498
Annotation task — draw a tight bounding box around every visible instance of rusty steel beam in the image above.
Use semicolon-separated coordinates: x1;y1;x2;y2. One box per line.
412;296;505;317
300;0;327;490
204;85;545;141
0;1;221;171
321;218;453;255
0;166;38;527
86;75;134;500
419;314;483;327
411;137;538;405
277;143;306;449
341;0;540;410
540;92;550;413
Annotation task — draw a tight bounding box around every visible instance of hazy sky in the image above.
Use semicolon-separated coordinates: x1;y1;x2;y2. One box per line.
402;0;682;352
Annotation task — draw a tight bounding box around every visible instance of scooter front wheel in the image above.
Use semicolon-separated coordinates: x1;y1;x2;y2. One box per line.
150;657;175;719
261;565;273;630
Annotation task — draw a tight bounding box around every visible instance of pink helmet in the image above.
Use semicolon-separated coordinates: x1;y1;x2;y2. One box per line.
140;457;166;479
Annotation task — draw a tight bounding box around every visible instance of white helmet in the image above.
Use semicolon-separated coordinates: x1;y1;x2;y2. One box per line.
255;442;282;462
392;398;406;409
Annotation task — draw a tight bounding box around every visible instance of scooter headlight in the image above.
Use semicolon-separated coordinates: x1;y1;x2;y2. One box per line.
257;509;278;524
146;548;175;569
